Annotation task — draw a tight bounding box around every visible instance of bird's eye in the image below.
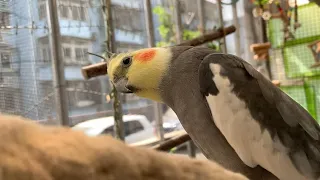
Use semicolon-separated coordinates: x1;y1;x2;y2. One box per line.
122;56;132;67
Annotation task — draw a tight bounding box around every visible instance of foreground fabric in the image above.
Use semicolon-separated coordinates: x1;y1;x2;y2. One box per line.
0;114;248;180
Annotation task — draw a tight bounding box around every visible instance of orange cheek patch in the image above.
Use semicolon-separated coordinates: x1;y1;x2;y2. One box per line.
134;49;156;62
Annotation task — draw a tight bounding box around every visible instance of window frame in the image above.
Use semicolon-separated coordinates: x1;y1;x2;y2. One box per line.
58;1;88;22
0;88;19;114
59;4;69;19
40;47;51;63
101;125;115;136
38;2;47;20
0;12;10;27
63;47;72;59
61;39;91;65
0;51;12;69
124;120;144;136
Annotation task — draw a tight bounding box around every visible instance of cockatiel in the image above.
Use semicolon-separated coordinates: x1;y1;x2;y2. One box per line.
107;46;320;180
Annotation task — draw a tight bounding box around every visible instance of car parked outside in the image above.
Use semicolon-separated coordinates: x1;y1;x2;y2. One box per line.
72;114;157;144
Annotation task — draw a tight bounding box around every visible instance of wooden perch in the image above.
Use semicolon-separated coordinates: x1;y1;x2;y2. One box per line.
270;12;289;25
250;42;271;52
250;42;271;61
81;61;108;80
177;25;236;46
272;80;281;87
81;25;236;80
152;132;191;151
0;114;249;180
310;62;320;68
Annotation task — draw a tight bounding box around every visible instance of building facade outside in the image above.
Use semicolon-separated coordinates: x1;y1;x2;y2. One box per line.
0;0;261;125
0;0;153;124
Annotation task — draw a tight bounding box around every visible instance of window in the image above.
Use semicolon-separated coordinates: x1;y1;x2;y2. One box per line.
3;92;14;111
42;49;47;61
41;48;50;62
63;47;71;58
60;38;90;65
1;52;11;68
80;7;86;21
70;5;87;21
72;6;80;20
75;48;88;63
82;48;88;60
0;12;9;26
0;89;19;113
101;126;114;136
60;5;69;19
58;1;88;21
67;81;91;106
39;4;46;20
75;48;82;59
37;37;51;63
101;120;144;137
124;120;144;136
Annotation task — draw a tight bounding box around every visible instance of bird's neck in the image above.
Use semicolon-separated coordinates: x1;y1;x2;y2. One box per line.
135;90;163;102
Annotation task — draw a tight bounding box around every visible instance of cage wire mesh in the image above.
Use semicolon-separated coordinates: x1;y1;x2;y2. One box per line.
0;0;157;127
1;0;318;148
42;0;160;127
267;1;320;122
151;0;222;50
0;0;55;121
0;0;211;151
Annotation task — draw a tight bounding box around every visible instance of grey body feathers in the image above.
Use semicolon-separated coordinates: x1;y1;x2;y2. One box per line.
198;53;320;179
159;46;278;179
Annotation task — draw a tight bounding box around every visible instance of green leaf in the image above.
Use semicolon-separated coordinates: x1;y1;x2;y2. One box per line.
183;30;201;40
156;41;171;47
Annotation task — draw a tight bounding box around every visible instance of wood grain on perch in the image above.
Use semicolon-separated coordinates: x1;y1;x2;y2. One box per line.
81;26;236;80
272;80;281;87
0;114;249;180
308;40;320;68
177;25;236;46
250;42;271;52
81;61;108;80
250;42;271;61
152;132;191;151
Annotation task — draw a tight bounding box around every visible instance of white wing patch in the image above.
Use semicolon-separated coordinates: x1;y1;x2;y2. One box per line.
206;63;308;180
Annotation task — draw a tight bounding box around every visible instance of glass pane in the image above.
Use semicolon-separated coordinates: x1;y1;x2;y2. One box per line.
60;5;68;18
124;120;144;136
75;48;82;59
80;7;86;21
101;126;114;136
63;47;71;58
39;4;46;20
1;52;11;68
72;7;80;20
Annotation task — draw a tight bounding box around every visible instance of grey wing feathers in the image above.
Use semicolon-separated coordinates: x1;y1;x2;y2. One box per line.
222;53;320;141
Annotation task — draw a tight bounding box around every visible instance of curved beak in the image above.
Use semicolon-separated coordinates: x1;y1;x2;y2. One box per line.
113;78;133;93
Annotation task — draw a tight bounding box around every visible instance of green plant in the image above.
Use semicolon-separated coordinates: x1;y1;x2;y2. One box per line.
153;6;176;47
153;6;202;46
153;5;219;51
182;29;201;41
251;0;269;6
207;41;220;51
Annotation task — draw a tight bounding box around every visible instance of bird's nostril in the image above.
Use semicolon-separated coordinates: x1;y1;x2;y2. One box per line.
126;85;139;93
126;85;134;91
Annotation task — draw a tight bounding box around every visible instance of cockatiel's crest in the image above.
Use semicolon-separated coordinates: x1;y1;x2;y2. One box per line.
107;47;172;102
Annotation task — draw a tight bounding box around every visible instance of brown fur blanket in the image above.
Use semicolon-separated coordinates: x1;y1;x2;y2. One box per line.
0;114;248;180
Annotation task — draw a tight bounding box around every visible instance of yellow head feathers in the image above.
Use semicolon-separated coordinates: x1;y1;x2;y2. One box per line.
107;47;172;102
